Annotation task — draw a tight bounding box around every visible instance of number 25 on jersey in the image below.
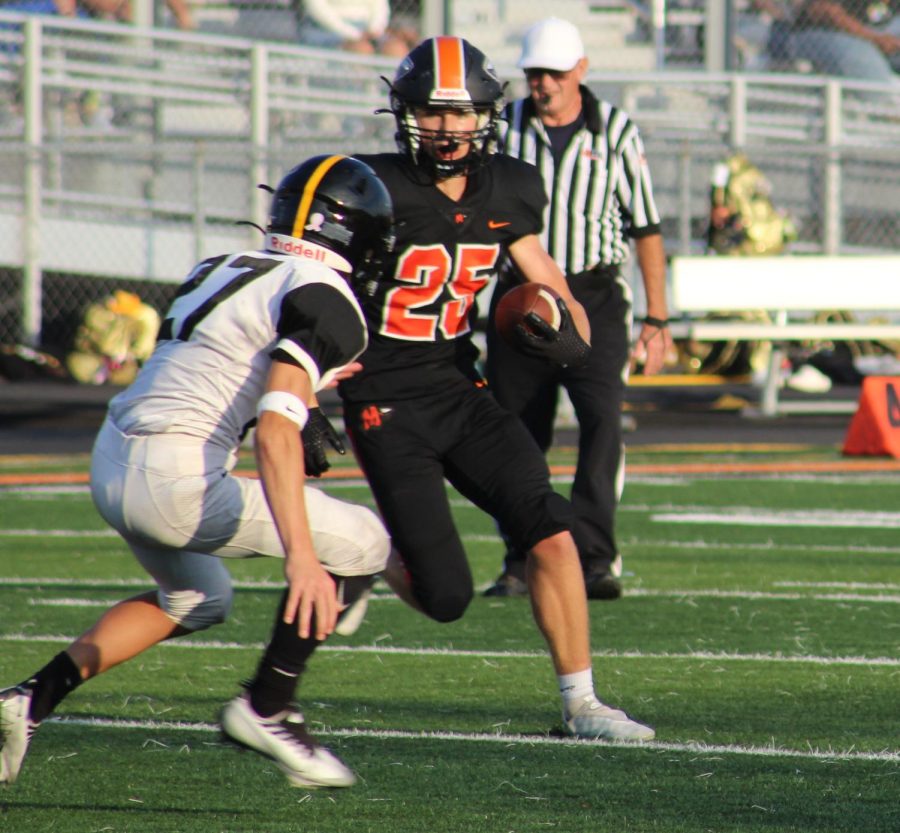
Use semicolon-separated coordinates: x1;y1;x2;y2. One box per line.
380;243;499;341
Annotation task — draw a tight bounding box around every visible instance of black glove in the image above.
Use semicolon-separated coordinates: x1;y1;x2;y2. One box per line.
301;407;346;477
514;297;591;368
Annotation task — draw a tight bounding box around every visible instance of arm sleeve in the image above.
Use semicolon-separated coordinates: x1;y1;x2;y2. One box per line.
270;282;366;391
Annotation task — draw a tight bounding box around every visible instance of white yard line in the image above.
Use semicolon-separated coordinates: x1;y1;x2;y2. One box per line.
0;529;118;537
3;528;900;558
653;511;900;528
623;588;900;603
3;632;897;667
46;715;900;763
16;584;900;604
622;539;900;555
775;581;899;590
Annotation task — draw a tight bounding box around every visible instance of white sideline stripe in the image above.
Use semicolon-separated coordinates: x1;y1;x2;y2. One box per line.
46;716;900;763
625;589;900;603
625;539;900;555
776;581;899;590
17;584;900;605
3;530;900;558
4;473;898;499
1;529;118;537
628;504;900;518
653;511;900;529
3;633;897;667
5;505;900;539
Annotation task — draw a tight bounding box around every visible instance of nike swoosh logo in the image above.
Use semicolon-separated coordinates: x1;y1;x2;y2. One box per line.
488;221;511;229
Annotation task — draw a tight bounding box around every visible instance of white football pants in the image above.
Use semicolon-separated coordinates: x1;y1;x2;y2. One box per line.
90;417;389;629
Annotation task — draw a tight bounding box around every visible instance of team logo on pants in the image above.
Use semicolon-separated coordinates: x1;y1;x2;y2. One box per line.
360;405;392;431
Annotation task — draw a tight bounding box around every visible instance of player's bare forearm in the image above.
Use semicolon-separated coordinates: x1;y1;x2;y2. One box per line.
255;362;337;639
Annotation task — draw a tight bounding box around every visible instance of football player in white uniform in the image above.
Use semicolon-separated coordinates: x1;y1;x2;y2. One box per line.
0;155;395;789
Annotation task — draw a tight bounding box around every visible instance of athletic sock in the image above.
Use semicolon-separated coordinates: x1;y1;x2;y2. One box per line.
246;589;321;719
558;667;595;714
26;651;83;723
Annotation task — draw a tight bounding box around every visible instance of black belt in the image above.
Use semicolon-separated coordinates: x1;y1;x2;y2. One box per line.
567;264;620;289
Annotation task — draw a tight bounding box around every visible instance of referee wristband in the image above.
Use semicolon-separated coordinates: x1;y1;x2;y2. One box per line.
642;316;669;328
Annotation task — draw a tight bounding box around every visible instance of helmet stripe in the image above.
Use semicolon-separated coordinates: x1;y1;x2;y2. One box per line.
291;154;345;238
433;36;465;97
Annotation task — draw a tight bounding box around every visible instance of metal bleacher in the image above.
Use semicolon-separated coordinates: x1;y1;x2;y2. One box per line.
0;10;897;347
451;0;658;71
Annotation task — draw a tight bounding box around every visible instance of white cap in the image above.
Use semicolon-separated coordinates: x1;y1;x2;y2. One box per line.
518;17;585;71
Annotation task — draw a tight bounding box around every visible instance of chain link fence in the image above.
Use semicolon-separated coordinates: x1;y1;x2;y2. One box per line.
0;7;897;367
3;1;898;76
169;1;900;81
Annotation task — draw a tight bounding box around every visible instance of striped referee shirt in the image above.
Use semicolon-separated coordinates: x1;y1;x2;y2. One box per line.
499;85;661;276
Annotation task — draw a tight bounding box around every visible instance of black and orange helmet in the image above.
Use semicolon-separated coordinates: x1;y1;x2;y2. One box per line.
388;37;505;179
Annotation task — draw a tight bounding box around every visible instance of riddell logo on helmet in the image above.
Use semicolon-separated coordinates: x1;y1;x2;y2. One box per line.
265;233;352;273
433;87;471;101
267;233;326;261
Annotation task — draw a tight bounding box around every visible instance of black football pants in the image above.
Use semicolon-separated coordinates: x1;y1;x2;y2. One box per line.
486;269;631;575
344;382;573;622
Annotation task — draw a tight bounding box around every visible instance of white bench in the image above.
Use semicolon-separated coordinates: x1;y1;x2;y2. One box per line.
670;255;900;417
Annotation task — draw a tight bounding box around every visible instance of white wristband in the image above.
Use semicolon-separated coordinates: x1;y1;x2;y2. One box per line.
256;391;309;429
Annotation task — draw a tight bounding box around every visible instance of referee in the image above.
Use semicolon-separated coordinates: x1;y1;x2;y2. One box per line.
484;17;672;600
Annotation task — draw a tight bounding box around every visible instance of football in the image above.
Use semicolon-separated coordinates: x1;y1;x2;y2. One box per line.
494;282;562;346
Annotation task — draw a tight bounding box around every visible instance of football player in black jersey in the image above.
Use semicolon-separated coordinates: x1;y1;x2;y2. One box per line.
341;36;655;741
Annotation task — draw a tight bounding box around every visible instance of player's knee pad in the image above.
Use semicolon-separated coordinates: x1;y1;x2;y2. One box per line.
159;585;233;631
355;506;392;574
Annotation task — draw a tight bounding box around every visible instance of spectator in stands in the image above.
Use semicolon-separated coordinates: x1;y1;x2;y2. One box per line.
0;0;87;19
88;0;196;30
736;1;795;69
1;0;195;29
697;152;797;379
790;0;900;83
298;0;415;57
707;152;796;257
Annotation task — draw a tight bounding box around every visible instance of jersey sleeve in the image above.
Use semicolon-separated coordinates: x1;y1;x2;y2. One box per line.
270;282;366;391
505;156;548;237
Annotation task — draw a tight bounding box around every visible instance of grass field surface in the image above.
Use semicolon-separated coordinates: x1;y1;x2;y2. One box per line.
0;443;897;832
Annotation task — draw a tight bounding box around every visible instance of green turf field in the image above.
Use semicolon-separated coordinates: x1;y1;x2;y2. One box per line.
0;446;897;833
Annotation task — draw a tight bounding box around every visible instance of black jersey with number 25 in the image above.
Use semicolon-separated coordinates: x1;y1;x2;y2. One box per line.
341;153;547;402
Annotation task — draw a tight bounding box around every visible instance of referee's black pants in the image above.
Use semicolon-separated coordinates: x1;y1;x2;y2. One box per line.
486;266;631;575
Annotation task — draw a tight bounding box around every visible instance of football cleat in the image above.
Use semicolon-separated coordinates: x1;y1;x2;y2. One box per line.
583;555;624;601
334;585;372;637
0;683;39;785
583;568;622;601
482;570;529;597
220;694;356;788
564;695;655;741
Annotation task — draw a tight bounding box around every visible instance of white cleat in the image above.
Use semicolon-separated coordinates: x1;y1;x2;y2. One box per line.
0;684;39;785
564;695;655;741
334;586;372;637
220;694;356;788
